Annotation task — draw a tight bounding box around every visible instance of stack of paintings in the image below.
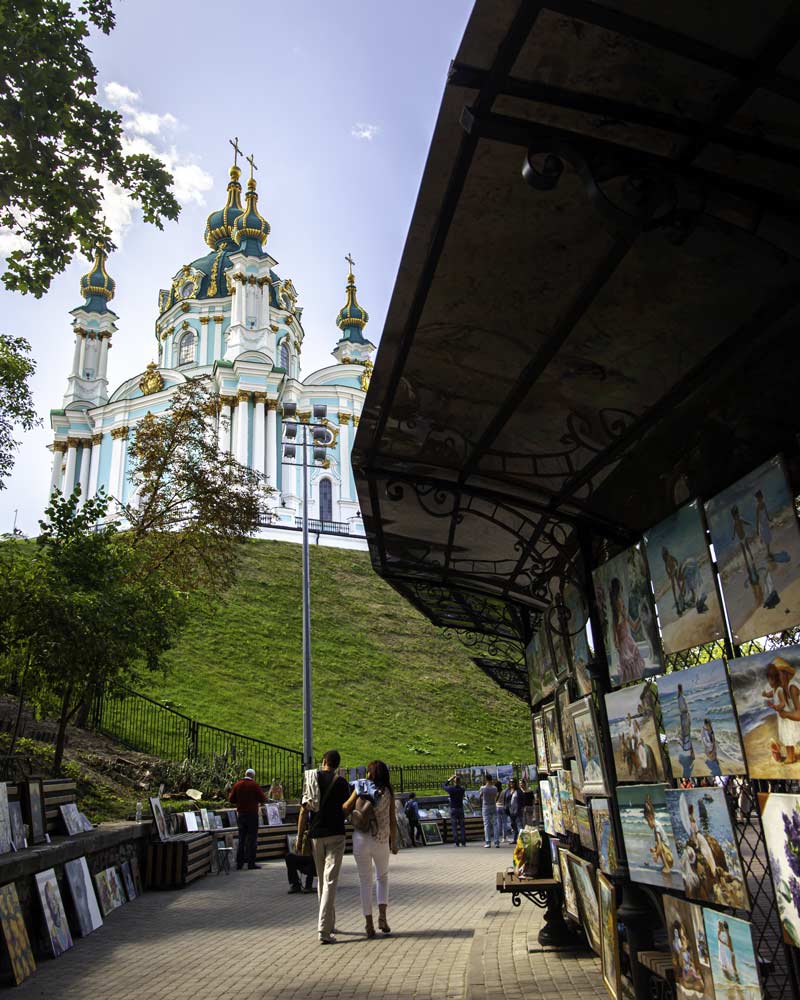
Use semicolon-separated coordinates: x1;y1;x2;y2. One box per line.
566;853;600;954
604;682;666;783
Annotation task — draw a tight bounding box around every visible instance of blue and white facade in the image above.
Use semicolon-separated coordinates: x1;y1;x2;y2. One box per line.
48;160;374;549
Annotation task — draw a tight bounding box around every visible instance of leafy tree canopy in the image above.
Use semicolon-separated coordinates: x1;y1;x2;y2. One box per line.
0;0;180;296
0;335;38;489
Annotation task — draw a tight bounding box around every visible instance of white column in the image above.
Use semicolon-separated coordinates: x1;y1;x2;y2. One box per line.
71;331;83;376
63;439;79;495
78;334;88;376
266;400;278;495
338;413;351;500
49;444;66;495
98;337;110;380
236;391;250;465
88;433;102;498
253;393;266;475
231;276;246;327
78;440;91;502
215;315;225;357
199;318;209;365
219;398;233;456
108;427;128;503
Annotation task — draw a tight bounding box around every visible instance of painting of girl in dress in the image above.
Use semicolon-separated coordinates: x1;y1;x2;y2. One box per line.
702;910;761;1000
663;895;714;1000
593;544;663;688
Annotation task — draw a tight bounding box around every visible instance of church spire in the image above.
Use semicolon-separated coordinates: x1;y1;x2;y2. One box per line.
232;153;271;257
204;139;244;249
332;254;375;365
78;242;116;313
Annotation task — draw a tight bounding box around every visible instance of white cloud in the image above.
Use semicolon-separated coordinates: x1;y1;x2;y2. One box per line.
171;163;214;205
0;230;29;256
351;122;380;141
104;81;140;109
124;110;178;137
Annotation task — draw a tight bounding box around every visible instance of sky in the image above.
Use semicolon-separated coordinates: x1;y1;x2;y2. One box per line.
0;0;474;535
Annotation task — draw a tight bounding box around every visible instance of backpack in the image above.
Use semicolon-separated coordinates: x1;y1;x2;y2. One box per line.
352;795;378;835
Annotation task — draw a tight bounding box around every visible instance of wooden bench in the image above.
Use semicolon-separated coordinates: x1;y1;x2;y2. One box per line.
496;870;558;906
43;778;78;835
441;815;485;843
145;832;212;888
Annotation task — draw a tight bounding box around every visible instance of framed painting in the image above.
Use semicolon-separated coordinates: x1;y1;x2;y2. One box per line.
550;772;565;836
604;681;666;783
566;697;610;796
60;802;84;837
8;801;25;851
702;909;761;997
663;895;714;1000
130;857;144;897
598;872;621;1000
64;857;103;936
563;578;593;696
570;759;584;803
542;703;563;770
556;683;575;758
665;787;748;909
0;883;35;984
121;861;137;901
557;769;576;834
549;837;561;881
94;868;124;917
533;713;549;773
526;628;556;707
0;784;11;856
759;791;800;946
149;797;168;842
540;779;555;837
575;804;595;851
656;660;746;779
549;608;572;683
728;644;800;780
35;869;73;957
566;852;601;954
617;784;683;891
265;804;282;826
643;500;725;655
420;821;443;846
592;543;663;688
706;454;800;644
590;798;619;875
184;811;198;832
558;846;580;922
22;777;46;845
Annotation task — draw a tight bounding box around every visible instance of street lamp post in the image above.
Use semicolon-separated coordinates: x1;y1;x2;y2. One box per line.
282;402;329;771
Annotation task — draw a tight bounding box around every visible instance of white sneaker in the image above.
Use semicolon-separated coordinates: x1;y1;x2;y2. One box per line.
484;843;491;848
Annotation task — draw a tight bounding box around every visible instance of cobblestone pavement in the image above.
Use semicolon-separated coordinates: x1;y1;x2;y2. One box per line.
16;842;606;1000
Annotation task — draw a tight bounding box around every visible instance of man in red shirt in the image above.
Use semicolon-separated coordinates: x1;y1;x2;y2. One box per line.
229;768;267;870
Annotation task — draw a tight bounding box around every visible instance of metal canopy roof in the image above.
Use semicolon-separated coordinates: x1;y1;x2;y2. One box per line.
353;0;800;655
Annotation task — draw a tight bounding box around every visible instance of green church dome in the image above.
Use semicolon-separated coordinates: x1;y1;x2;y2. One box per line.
204;165;244;249
79;243;115;312
336;270;369;333
232;177;271;256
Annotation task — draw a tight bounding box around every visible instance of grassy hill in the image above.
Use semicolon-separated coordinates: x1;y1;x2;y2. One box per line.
141;539;530;765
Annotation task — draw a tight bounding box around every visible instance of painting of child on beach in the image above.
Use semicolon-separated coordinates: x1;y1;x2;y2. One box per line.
644;501;725;655
702;910;761;1000
663;895;715;1000
593;543;663;689
605;681;666;783
656;660;746;779
728;645;800;779
617;784;683;891
706;455;800;644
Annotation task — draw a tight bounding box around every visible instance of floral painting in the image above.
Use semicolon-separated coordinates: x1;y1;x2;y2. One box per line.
760;791;800;947
604;681;666;783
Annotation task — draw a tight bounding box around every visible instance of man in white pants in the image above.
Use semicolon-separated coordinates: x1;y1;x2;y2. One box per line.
296;750;353;944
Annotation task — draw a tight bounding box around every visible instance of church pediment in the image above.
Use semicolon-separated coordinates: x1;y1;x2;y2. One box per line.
108;368;188;403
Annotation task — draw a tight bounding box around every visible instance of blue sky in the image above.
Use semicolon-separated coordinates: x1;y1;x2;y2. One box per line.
0;0;473;535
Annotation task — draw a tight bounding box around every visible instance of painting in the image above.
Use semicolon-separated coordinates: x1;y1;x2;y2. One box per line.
657;660;746;779
598;872;620;1000
0;784;11;856
149;796;168;842
570;759;584;803
266;804;282;826
706;455;800;644
542;703;563;770
64;857;103;936
94;868;125;917
566;853;601;954
550;837;560;881
592;543;663;688
604;681;666;783
200;807;211;830
22;777;46;845
590;798;619;875
760;791;800;947
644;501;725;655
575;804;595;850
540;779;555;837
728;644;800;779
526;627;556;707
550;772;565;836
533;714;549;773
420;821;442;845
60;803;84;837
8;801;25;851
0;884;35;985
35;869;73;957
556;684;575;757
617;784;683;891
558;846;580;922
130;857;144;897
121;861;137;901
557;770;576;834
184;811;198;832
665;788;748;910
663;895;715;1000
563;578;593;696
566;697;610;796
702;909;761;999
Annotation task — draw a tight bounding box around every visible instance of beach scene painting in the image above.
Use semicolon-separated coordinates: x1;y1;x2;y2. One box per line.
728;645;800;779
593;543;663;689
702;909;761;1000
665;788;748;910
644;501;725;654
605;681;666;783
760;791;800;947
657;660;746;779
663;895;715;1000
617;784;683;891
590;798;619;875
706;455;800;644
567;697;610;796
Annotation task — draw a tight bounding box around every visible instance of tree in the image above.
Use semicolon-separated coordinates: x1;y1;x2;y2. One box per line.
124;377;273;595
0;0;180;296
0;335;38;488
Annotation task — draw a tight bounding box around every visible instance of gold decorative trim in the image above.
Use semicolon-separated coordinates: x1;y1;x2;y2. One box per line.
53;440;68;453
110;426;129;440
270;324;279;332
253;392;267;403
66;436;82;448
91;433;102;445
353;416;360;427
337;412;351;425
199;316;210;325
181;302;190;312
266;399;279;411
219;395;237;408
213;314;225;323
139;362;164;396
237;389;251;402
298;411;311;424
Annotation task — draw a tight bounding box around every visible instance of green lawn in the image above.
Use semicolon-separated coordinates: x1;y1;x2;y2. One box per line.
142;539;530;765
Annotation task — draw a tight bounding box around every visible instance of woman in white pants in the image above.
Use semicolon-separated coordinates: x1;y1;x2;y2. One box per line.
352;760;398;938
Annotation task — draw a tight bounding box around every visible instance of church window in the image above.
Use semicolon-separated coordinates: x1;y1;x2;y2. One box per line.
319;478;333;523
178;331;196;366
279;343;290;371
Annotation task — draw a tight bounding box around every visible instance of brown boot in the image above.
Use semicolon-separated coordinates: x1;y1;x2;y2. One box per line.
378;904;391;935
365;915;375;939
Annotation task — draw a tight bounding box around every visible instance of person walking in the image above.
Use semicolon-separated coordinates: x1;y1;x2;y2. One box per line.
443;774;467;846
228;767;267;870
296;749;353;944
404;792;424;846
495;779;509;843
348;761;398;938
480;773;499;848
507;778;522;843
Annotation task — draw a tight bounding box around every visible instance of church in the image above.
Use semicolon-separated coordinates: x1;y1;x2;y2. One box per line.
47;150;374;550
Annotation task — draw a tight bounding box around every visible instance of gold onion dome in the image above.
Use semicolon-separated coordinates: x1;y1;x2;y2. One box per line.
232;177;271;255
204;165;244;249
79;243;115;311
336;269;369;331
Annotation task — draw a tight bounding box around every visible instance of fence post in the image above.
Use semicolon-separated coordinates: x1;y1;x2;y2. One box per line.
188;719;199;759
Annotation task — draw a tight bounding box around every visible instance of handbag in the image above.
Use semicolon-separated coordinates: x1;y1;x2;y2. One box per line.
297;828;312;857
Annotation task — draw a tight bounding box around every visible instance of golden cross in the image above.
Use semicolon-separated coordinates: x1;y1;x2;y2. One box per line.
345;252;355;276
246;153;258;181
229;136;241;167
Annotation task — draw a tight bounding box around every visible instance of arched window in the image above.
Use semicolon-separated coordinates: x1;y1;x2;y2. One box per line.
319;478;333;523
279;342;290;372
178;331;196;366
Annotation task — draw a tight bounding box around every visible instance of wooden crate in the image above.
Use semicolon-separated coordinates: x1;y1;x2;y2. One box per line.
42;779;77;834
442;815;485;843
145;832;212;888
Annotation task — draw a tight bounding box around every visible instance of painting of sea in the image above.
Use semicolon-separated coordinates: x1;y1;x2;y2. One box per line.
657;660;746;779
644;501;725;654
706;455;800;643
590;798;619;875
702;909;761;1000
605;681;666;783
617;784;683;891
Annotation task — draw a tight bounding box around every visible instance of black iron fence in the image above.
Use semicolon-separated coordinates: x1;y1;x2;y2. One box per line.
368;761;521;795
